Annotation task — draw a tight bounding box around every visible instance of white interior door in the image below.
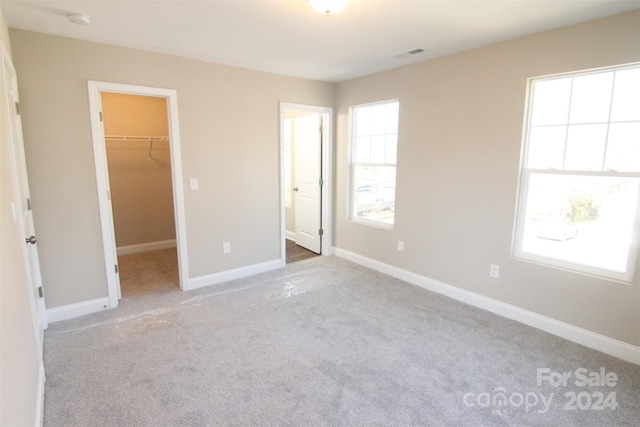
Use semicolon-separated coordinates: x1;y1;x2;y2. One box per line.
2;48;48;345
99;94;122;301
293;112;322;253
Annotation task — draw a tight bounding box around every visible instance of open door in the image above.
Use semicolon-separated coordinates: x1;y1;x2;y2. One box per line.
279;103;332;264
293;112;322;254
1;47;48;345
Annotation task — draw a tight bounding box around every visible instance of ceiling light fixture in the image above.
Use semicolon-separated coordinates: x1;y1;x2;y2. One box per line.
308;0;348;15
68;13;91;25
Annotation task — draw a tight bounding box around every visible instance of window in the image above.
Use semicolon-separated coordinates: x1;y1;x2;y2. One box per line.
350;100;399;227
514;64;640;283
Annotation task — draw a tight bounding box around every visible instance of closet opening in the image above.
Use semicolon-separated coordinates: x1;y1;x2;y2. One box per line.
89;81;187;308
101;93;179;299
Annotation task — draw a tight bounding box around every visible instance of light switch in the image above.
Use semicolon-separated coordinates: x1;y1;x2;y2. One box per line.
189;178;199;191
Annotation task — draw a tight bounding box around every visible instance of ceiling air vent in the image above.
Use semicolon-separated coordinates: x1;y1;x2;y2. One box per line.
392;48;425;59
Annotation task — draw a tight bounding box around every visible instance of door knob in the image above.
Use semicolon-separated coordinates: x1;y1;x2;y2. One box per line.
25;236;37;245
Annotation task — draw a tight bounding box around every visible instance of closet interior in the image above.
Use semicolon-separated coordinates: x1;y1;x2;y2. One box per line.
102;93;179;298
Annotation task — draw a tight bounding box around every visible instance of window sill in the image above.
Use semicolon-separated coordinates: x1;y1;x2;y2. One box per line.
512;252;635;286
350;217;394;231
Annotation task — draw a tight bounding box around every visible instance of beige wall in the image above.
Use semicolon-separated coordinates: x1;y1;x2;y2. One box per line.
9;29;335;308
102;93;176;248
0;6;42;426
335;11;640;346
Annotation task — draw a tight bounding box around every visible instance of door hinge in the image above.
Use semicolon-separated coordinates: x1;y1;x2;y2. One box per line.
319;178;324;186
99;111;103;122
115;264;119;274
15;101;20;115
319;228;324;236
27;197;32;211
106;190;111;200
38;286;43;298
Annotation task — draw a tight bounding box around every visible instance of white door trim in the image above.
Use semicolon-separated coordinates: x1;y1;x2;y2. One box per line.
88;81;188;308
279;102;333;265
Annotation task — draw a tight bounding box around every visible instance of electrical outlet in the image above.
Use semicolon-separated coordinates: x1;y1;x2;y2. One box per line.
397;240;405;252
490;264;500;279
223;242;231;254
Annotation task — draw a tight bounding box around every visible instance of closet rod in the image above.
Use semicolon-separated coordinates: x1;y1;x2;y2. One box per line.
105;135;169;141
104;135;169;159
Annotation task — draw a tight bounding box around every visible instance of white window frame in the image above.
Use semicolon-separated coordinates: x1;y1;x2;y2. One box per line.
349;99;399;229
513;64;640;284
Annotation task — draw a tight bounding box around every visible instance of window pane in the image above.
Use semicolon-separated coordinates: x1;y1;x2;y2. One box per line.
385;135;398;164
353;165;396;225
605;122;640;173
356;107;371;136
527;126;565;169
370;135;385;164
356;136;370;163
386;102;399;133
530;78;571;126
521;173;639;273
569;72;613;124
564;124;607;171
370;104;387;135
611;68;640;122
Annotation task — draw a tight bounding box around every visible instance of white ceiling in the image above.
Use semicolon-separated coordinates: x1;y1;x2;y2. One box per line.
2;0;639;82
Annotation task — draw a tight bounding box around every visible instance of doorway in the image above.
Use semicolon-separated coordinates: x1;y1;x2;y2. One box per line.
101;93;179;299
88;81;188;308
280;103;333;265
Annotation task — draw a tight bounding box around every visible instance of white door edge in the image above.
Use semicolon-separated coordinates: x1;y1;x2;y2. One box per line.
87;81;189;307
279;102;333;265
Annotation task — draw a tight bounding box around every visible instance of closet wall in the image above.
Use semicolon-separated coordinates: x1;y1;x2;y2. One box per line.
102;93;176;250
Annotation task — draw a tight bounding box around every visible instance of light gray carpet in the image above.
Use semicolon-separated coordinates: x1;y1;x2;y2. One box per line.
118;248;180;298
43;256;639;426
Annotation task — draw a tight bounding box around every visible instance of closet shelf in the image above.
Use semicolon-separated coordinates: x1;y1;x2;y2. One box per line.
105;135;169;141
105;135;169;159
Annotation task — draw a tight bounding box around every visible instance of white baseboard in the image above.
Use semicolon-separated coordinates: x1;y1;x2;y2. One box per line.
334;248;640;365
117;239;176;256
186;259;281;291
46;297;110;323
285;230;296;241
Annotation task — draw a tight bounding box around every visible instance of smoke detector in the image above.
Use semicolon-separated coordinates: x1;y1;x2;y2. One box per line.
393;48;425;59
68;13;91;25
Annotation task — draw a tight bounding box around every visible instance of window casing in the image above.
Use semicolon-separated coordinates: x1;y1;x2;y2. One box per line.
514;64;640;283
350;100;399;227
